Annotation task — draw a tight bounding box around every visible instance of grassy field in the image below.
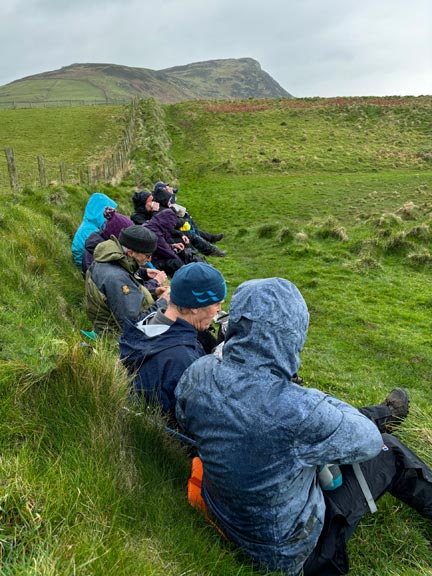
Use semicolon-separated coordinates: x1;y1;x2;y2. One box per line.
0;105;128;189
166;96;432;175
0;97;431;575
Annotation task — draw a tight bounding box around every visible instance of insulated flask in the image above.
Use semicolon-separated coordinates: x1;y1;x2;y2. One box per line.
319;464;342;490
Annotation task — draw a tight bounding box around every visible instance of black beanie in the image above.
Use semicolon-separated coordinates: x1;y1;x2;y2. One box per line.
132;191;152;209
119;225;157;253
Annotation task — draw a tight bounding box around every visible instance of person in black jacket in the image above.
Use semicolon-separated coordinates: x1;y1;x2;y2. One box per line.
131;183;226;256
130;190;160;224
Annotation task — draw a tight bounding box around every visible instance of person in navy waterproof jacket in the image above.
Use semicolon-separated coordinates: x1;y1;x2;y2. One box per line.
119;262;226;419
175;277;432;576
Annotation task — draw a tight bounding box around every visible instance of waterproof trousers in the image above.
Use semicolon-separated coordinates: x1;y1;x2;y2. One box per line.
186;232;218;256
302;431;432;575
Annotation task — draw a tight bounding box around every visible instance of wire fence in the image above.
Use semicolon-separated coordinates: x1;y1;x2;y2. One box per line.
0;98;133;110
1;99;138;191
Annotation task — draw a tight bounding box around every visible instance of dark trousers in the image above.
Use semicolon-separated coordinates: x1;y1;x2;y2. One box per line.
187;232;215;255
302;428;432;575
151;257;183;277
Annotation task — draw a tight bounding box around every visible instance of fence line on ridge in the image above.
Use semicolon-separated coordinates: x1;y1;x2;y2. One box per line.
1;98;138;192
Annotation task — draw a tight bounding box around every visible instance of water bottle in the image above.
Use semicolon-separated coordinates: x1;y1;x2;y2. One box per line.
319;464;343;490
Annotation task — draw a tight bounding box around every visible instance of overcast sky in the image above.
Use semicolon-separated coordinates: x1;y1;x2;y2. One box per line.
1;0;431;97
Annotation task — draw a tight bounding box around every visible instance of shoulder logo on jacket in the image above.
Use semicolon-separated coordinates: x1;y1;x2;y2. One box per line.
122;285;130;295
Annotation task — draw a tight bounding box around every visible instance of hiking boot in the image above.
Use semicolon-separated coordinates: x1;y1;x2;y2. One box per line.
208;247;227;257
380;387;409;431
211;233;224;243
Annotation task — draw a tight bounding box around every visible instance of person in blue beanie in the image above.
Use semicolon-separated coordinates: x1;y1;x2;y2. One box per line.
175;277;432;576
119;262;227;419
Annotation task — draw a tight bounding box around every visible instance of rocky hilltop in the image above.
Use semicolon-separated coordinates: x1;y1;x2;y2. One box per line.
0;58;292;106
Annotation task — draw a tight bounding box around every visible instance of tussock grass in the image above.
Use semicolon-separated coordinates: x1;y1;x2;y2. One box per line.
312;216;349;241
371;212;404;230
295;231;309;242
403;223;431;240
348;254;384;273
382;231;415;253
277;227;295;243
395;200;419;220
406;249;432;267
256;223;278;238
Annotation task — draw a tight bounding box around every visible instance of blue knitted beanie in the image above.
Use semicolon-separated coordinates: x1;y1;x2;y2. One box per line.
170;262;226;308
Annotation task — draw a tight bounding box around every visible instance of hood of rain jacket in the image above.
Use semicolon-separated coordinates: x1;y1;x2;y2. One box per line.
71;192;117;266
175;278;383;575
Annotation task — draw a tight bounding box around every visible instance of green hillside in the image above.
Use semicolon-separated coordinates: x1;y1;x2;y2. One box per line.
0;97;431;575
166;96;432;175
0;104;132;189
0;58;292;109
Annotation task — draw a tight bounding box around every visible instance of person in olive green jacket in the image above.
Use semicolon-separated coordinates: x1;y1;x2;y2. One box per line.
85;225;167;335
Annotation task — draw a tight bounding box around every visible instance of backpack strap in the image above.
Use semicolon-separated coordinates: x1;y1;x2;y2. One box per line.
352;463;377;513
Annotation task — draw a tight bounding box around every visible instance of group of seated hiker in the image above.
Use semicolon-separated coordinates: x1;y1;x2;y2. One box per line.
70;182;227;336
132;181;227;262
71;187;432;576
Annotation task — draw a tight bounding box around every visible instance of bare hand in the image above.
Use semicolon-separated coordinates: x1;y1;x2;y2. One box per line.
172;242;184;252
146;269;168;284
155;285;170;300
181;235;190;244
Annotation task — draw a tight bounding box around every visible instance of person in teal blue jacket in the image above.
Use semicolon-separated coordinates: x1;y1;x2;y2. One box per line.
71;192;117;267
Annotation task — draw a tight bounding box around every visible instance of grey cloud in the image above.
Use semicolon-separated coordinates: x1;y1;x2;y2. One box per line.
0;0;430;95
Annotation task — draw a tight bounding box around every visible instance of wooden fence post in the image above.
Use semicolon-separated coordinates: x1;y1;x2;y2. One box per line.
59;162;66;183
37;155;47;187
4;147;19;191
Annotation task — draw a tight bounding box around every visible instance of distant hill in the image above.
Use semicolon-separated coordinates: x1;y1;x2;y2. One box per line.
0;58;292;108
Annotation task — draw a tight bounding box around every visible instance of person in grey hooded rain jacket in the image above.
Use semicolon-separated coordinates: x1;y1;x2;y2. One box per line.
175;277;432;576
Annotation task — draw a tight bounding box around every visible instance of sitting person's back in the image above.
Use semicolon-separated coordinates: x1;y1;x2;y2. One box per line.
175;278;432;576
82;209;134;275
143;209;184;276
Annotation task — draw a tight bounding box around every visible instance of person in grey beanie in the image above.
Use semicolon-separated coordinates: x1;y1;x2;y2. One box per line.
85;225;168;335
119;262;227;418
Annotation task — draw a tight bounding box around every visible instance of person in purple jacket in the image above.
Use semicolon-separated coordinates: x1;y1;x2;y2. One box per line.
143;209;186;276
81;208;134;275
